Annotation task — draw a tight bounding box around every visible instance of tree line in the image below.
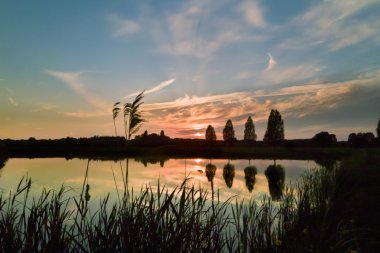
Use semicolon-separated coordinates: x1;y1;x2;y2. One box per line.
206;112;380;146
205;109;284;142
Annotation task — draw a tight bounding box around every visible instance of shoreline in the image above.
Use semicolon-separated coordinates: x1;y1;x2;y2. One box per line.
1;137;379;160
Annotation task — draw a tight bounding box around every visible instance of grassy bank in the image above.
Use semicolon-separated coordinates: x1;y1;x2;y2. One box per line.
0;153;379;252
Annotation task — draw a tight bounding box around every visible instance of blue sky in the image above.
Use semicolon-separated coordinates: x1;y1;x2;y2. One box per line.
1;0;380;140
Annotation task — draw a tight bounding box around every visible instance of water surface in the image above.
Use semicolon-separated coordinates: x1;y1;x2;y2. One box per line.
0;158;319;204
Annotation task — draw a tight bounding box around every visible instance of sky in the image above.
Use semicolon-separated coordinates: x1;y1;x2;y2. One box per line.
1;0;380;140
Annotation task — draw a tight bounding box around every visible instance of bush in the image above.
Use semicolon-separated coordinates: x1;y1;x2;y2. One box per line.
312;131;337;147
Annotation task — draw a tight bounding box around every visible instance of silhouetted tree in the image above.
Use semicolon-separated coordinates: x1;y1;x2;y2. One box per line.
244;166;257;192
312;131;337;147
265;163;285;201
263;109;284;142
206;163;217;182
124;91;145;140
348;133;356;144
348;132;375;147
160;130;165;137
377;118;380;138
223;163;235;188
143;130;148;138
244;116;257;141
223;120;235;141
112;102;121;137
205;125;217;141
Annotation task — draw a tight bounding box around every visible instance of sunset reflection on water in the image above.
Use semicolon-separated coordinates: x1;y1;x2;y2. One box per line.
0;158;318;204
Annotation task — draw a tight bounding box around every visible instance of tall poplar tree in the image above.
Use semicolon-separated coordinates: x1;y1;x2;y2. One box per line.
264;109;284;142
244;116;257;141
205;125;217;141
223;120;235;141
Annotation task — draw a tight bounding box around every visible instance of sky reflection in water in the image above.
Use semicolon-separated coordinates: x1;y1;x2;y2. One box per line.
0;158;318;203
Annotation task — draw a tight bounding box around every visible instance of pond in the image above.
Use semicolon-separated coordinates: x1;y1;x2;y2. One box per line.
0;157;321;203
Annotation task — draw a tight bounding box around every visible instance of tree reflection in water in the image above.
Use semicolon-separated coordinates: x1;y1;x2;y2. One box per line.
205;163;216;183
265;163;285;201
134;157;168;167
223;163;235;188
205;163;217;210
244;166;257;193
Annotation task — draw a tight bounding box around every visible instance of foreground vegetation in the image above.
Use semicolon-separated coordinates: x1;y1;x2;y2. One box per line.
0;153;379;252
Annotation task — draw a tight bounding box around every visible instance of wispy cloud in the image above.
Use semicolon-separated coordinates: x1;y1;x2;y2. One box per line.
142;70;379;138
109;14;141;37
236;62;321;87
56;76;176;118
279;0;380;51
62;111;109;118
8;97;18;107
31;103;58;112
258;63;320;85
265;53;277;71
125;78;176;98
152;2;266;58
45;70;108;109
239;0;266;28
327;21;380;51
236;71;253;80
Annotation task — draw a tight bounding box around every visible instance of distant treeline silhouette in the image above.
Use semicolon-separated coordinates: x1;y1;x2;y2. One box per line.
1;134;379;160
1;107;379;158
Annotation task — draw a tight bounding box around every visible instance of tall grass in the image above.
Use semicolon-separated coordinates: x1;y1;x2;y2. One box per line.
0;155;376;252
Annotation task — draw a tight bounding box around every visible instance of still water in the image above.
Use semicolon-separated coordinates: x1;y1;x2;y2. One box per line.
0;158;319;203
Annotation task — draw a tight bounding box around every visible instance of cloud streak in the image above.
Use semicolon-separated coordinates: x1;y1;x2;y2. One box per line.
258;63;319;85
8;97;18;107
109;14;141;37
265;53;277;71
240;0;266;28
125;78;175;98
279;0;380;51
46;70;108;109
152;2;266;59
237;62;320;86
142;71;379;138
